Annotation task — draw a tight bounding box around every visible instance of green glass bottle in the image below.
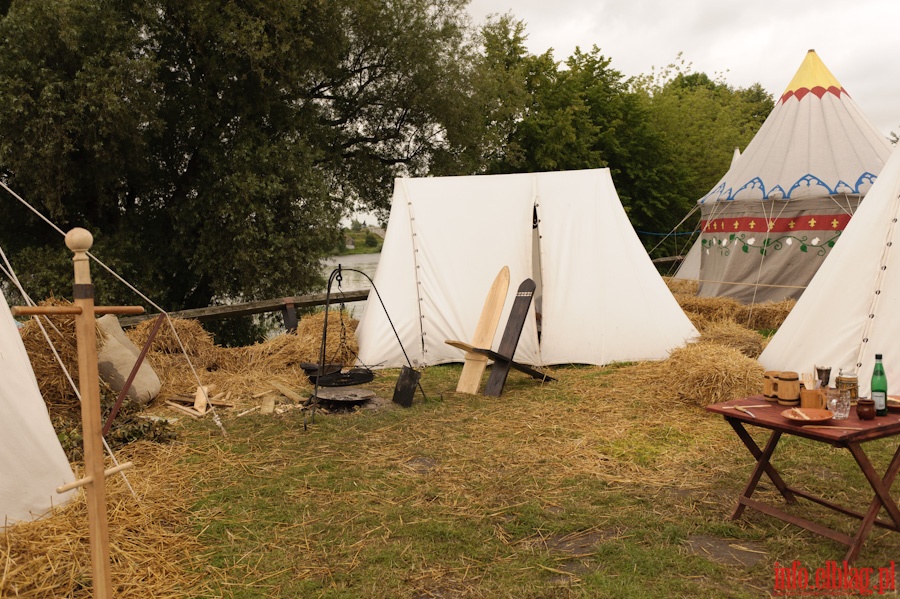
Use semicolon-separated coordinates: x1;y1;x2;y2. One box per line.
871;354;888;417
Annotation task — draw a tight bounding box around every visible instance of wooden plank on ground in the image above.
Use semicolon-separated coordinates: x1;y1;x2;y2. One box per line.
269;380;307;403
165;400;201;418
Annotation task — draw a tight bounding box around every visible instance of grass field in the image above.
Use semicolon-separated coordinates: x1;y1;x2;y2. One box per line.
166;364;899;598
5;290;900;597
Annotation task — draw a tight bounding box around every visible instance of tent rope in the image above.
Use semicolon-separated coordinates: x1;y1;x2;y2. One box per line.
399;178;428;360
0;248;137;499
0;183;227;438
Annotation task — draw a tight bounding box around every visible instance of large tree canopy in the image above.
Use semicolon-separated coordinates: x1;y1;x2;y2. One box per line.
0;0;473;310
0;4;772;323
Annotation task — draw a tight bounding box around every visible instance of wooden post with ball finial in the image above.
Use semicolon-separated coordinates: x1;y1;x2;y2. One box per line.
68;228;114;597
12;228;143;597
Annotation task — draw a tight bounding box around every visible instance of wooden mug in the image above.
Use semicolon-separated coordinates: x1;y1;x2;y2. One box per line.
763;371;780;401
776;371;800;403
800;388;826;410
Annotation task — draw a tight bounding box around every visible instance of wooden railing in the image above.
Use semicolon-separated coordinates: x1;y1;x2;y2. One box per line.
118;289;370;330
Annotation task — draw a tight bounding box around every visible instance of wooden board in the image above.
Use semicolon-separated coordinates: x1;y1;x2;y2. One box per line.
453;266;510;394
484;278;538;397
445;339;555;384
269;380;306;403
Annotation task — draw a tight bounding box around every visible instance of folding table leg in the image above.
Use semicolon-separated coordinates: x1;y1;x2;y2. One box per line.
728;420;796;508
844;443;900;563
731;426;786;520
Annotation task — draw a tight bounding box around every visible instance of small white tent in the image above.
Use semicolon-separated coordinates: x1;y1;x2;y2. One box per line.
356;168;699;368
1;289;75;527
759;145;900;397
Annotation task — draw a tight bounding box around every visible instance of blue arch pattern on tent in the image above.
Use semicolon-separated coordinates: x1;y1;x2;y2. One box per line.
698;171;880;204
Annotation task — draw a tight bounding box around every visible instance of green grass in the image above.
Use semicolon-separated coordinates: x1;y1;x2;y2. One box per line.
173;365;900;598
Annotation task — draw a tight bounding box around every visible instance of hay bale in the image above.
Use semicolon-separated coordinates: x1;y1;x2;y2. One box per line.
132;309;360;406
664;341;764;407
737;299;796;331
19;299;105;411
664;277;698;296
698;320;766;358
127;317;219;369
676;295;743;323
293;309;359;366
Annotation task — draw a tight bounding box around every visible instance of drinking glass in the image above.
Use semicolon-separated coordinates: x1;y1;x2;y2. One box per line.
827;388;851;420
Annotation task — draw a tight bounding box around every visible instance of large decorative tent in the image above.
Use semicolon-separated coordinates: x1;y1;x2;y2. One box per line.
759;144;900;398
696;49;891;303
356;169;698;369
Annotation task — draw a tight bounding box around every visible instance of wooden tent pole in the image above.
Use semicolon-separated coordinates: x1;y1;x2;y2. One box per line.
66;228;113;599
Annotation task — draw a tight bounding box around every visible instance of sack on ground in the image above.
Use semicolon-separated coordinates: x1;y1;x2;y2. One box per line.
97;315;161;405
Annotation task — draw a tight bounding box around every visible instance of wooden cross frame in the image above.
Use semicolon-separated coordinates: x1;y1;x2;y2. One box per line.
445;278;555;397
12;228;144;599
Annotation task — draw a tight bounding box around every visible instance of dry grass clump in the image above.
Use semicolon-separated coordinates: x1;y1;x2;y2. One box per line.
127;317;219;369
663;277;698;296
0;441;214;598
672;293;795;333
698;320;766;358
18;299;105;410
294;309;359;366
658;341;764;407
217;312;357;372
675;295;743;324
737;299;795;331
122;310;358;406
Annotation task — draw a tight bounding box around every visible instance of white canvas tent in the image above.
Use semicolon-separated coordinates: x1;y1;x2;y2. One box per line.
759;145;900;397
356;168;698;368
0;288;75;528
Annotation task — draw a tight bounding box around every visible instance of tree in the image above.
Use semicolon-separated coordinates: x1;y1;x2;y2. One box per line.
0;0;474;316
471;36;684;241
634;56;774;213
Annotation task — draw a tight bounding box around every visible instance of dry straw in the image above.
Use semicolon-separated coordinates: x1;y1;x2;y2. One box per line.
665;278;796;332
698;320;766;358
737;299;795;331
124;311;358;407
662;341;764;406
0;441;214;598
663;277;698;296
128;317;219;370
19;298;105;411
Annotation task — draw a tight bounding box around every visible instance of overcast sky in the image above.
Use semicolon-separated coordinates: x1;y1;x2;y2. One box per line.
466;0;900;137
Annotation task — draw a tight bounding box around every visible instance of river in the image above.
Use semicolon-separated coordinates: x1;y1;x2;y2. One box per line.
321;253;381;320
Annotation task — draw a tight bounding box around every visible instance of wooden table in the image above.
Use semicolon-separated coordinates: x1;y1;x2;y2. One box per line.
706;395;900;563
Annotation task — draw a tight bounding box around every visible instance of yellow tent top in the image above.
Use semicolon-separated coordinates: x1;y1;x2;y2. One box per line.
781;49;843;101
